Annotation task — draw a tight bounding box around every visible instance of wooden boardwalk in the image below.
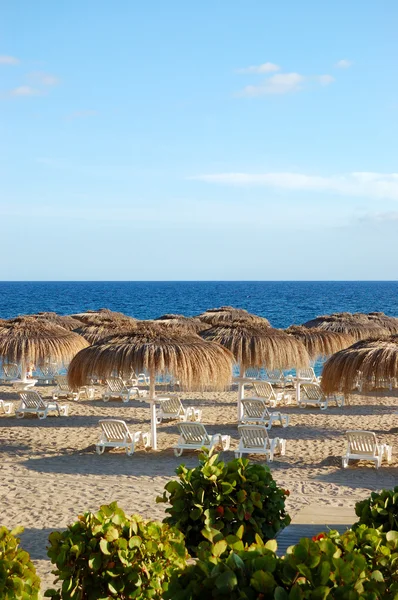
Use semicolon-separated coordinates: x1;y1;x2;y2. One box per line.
276;504;356;556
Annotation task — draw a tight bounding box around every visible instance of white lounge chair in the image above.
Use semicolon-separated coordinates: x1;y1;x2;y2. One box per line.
342;431;392;469
96;420;150;455
35;362;59;384
264;369;286;387
174;422;231;457
156;397;202;424
2;363;21;382
16;391;68;420
102;377;141;403
240;399;289;429
246;381;286;408
299;383;344;410
235;425;286;461
0;399;12;414
52;375;95;401
296;367;321;384
245;368;260;379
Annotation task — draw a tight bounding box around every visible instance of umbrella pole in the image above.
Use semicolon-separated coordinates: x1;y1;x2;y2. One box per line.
237;364;245;421
149;369;157;450
20;359;26;381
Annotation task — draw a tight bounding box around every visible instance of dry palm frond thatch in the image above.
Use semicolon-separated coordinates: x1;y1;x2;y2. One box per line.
0;316;89;367
68;330;234;391
70;308;136;326
154;314;206;333
201;323;309;370
198;306;271;327
302;312;389;341
321;336;398;394
285;325;355;360
367;312;398;334
29;312;83;331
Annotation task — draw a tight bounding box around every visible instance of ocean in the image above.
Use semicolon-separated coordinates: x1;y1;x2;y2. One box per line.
0;281;397;327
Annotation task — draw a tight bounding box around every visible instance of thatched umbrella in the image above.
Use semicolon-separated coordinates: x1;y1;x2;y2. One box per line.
197;306;271;327
302;312;389;341
285;325;355;361
68;330;234;449
74;322;139;345
70;308;136;326
201;323;309;418
321;336;398;395
367;313;398;335
29;312;83;331
154;314;206;334
0;317;89;380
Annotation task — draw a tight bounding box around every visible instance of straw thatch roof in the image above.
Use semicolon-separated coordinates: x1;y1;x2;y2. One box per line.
68;330;234;391
302;312;389;341
154;314;207;333
29;312;83;331
201;323;309;370
0;316;89;366
70;308;136;326
198;306;271;327
367;313;398;334
285;325;355;360
321;336;398;394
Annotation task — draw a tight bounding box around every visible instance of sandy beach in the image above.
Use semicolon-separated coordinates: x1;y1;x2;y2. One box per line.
1;381;397;593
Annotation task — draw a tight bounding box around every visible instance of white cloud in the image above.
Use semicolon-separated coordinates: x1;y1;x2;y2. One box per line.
0;55;20;65
10;86;40;97
318;74;335;85
335;59;353;69
239;72;305;96
190;171;398;201
237;62;280;74
29;71;59;86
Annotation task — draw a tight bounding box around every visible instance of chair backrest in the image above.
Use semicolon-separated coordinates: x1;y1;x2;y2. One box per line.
55;375;70;391
19;391;45;409
37;363;59;378
238;425;269;448
242;399;269;419
301;383;323;401
253;381;274;400
137;373;149;384
3;363;20;378
245;368;260;379
297;368;316;381
106;377;125;392
264;369;283;382
99;420;132;443
346;431;377;455
161;397;182;414
178;422;209;445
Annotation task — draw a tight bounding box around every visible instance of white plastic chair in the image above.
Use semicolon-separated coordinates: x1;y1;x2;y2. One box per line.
246;381;285;408
264;369;286;387
156;397;202;424
299;383;344;410
2;363;21;382
102;377;140;403
174;422;230;457
296;367;321;384
96;420;150;456
0;399;12;414
342;430;392;469
240;399;289;429
235;425;286;461
16;391;68;420
52;375;95;401
35;362;59;384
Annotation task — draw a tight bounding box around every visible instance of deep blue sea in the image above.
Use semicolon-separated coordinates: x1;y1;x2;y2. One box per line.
0;281;397;328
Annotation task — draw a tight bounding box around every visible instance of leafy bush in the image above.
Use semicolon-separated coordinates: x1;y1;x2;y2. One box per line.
165;525;398;599
44;501;187;599
354;487;398;532
0;525;41;600
157;451;290;555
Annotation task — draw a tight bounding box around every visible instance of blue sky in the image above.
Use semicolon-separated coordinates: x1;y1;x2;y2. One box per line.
1;1;397;280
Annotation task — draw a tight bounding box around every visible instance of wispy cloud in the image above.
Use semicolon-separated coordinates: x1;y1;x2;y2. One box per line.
190;171;398;201
335;59;353;69
10;86;41;97
65;110;99;120
0;55;20;65
28;71;59;86
317;74;335;86
239;72;305;96
237;62;280;74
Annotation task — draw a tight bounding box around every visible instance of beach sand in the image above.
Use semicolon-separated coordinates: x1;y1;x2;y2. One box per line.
0;381;397;593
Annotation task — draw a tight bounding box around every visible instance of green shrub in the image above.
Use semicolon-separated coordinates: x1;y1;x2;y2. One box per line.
0;525;41;600
44;501;187;599
157;451;290;555
165;525;398;599
354;487;398;532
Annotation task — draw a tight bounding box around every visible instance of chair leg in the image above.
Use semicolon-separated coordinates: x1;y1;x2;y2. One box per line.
174;447;183;457
96;445;105;455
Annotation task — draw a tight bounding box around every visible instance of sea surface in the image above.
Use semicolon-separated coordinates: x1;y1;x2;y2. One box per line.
0;281;397;327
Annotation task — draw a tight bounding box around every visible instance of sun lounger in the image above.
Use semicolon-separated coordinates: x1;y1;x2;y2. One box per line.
96;419;150;455
299;383;344;410
0;399;12;414
156;397;202;424
235;425;286;461
296;367;321;384
16;391;68;419
246;381;286;408
240;399;289;429
35;362;59;384
1;363;21;382
173;422;230;457
102;377;141;403
52;375;95;401
342;430;392;469
264;369;286;387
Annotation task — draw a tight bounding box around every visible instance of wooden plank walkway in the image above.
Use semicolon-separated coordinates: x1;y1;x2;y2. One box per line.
276;504;356;556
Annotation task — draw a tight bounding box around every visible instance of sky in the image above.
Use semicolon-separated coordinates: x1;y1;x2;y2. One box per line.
1;1;397;281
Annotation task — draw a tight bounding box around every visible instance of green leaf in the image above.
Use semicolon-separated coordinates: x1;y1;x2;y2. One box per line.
99;538;111;555
215;570;238;593
213;540;228;557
